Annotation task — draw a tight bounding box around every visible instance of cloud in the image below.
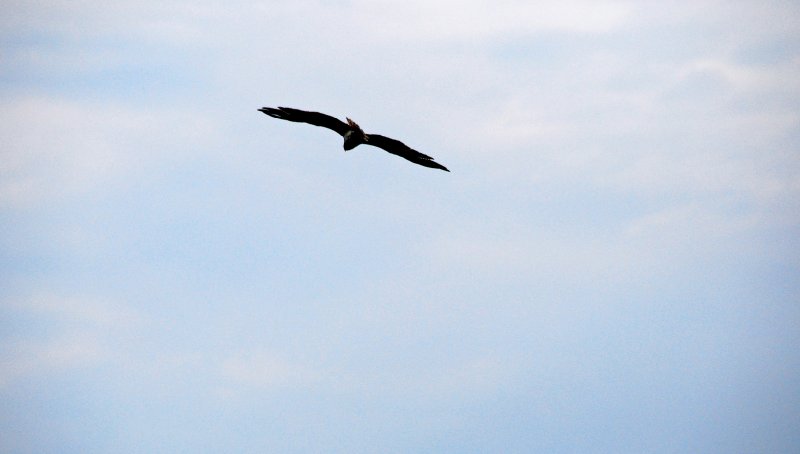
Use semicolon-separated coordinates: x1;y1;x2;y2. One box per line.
0;293;142;388
354;0;632;40
678;58;800;94
624;202;758;240
453;44;800;229
0;337;105;388
0;1;798;451
0;96;218;208
7;292;140;327
1;1;227;45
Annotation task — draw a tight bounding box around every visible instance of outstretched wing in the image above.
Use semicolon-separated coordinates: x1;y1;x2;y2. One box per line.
365;134;450;172
258;107;350;136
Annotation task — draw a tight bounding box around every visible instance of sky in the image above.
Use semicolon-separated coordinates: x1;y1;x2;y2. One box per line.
1;0;799;452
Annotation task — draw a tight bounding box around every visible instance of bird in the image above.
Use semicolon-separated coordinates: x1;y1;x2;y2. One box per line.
258;106;449;172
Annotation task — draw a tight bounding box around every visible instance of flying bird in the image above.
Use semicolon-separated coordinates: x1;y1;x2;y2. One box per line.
258;107;449;171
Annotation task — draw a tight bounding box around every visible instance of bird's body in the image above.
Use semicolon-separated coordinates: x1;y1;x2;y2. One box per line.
259;107;449;171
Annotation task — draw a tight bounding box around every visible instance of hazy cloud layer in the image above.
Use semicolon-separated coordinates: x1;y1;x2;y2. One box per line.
1;1;798;453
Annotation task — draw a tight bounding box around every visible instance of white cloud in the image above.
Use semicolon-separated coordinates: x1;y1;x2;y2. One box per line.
0;96;218;207
0;337;105;388
2;1;229;45
0;293;142;388
0;1;798;450
624;202;758;239
675;57;800;97
355;0;632;40
7;292;141;327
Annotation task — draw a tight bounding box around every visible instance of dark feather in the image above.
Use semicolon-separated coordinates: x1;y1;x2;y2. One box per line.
258;107;350;136
365;134;450;172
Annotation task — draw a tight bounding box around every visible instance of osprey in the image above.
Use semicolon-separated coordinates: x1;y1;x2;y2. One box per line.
259;107;449;172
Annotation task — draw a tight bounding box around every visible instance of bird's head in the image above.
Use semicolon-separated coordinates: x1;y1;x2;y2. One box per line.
343;118;368;151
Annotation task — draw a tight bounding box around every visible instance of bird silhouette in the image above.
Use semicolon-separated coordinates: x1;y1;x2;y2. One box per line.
259;107;449;172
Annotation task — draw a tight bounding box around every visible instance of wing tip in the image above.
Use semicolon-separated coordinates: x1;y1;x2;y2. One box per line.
258;107;285;119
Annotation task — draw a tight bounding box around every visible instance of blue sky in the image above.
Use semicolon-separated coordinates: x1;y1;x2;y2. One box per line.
1;1;799;452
